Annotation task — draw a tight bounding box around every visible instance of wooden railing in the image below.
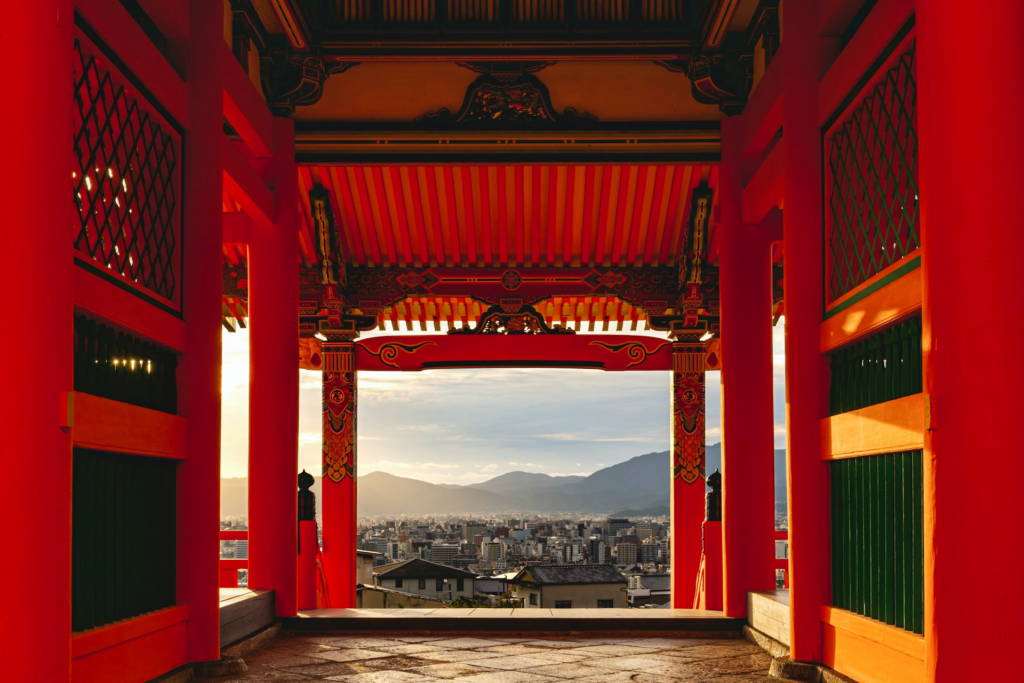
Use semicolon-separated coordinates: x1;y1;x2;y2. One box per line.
219;530;249;588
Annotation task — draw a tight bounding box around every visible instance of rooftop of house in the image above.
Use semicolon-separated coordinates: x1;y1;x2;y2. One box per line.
510;564;628;586
636;575;672;592
374;558;479;580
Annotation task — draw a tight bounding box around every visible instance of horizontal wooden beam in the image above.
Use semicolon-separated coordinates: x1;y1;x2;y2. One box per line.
742;141;784;224
821;393;925;460
70;392;187;460
822;605;925;683
222;44;273;159
72;605;188;659
294;126;720;164
356;334;674;372
820;254;921;352
74;267;187;352
223;136;275;230
818;0;915;130
76;0;188;127
741;45;784;160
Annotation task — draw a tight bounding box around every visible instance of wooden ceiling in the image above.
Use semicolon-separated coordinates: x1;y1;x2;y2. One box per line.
298;163;717;270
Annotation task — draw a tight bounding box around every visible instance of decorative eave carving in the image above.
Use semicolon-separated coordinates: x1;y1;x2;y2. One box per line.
685;51;751;116
417;71;596;128
343;265;680;314
449;304;575;335
309;187;346;290
260;42;358;116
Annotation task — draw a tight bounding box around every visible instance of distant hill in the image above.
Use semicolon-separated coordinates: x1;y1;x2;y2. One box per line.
469;471;585;491
221;445;789;518
610;505;671;517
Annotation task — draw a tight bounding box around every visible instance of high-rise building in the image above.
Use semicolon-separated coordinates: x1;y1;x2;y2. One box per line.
605;518;631;537
615;541;638;565
482;541;504;563
641;539;660;564
429;543;460;566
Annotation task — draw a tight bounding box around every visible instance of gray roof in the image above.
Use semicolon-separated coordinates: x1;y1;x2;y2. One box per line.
638;575;671;592
375;558;478;580
511;564;627;586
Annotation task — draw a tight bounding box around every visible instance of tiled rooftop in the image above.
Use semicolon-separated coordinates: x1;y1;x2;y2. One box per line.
196;632;773;682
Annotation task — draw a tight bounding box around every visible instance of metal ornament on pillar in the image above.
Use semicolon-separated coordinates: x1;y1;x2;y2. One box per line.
322;342;356;483
672;340;707;484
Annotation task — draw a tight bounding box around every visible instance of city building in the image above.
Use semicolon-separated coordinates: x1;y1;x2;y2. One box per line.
627;575;672;608
614;541;639;566
428;544;460;566
373;559;477;603
509;565;628;609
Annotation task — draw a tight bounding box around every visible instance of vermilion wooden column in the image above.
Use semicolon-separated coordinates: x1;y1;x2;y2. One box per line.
0;1;73;678
719;117;777;618
321;341;357;607
917;4;1024;680
247;118;299;617
782;0;832;662
670;339;707;607
177;0;224;662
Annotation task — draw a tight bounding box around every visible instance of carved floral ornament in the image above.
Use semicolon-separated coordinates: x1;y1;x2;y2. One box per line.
450;304;574;336
418;71;596;128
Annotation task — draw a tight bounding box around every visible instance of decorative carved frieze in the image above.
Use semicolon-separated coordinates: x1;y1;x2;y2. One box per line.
450;304;575;335
418;71;596;128
344;265;681;313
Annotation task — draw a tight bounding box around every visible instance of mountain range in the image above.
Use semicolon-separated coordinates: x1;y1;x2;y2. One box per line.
221;444;788;518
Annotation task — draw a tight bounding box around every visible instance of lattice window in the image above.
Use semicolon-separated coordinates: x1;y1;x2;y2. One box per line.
826;50;919;302
73;35;181;307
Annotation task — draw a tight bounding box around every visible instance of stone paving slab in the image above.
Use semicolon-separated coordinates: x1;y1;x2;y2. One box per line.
194;632;773;682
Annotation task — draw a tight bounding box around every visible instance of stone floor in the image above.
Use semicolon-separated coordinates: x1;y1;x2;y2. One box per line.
196;633;774;682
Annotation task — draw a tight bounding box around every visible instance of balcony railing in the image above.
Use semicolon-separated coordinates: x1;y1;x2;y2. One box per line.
220;529;249;588
774;530;789;589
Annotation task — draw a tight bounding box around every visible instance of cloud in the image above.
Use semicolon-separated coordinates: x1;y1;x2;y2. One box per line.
298;432;321;444
507;461;544;468
534;432;655;443
366;460;461;470
481;464;498;470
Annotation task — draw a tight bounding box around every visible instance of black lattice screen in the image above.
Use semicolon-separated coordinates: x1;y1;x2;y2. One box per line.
826;50;919;302
73;36;181;306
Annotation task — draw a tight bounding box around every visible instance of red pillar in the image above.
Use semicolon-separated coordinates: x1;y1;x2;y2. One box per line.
177;0;224;662
917;4;1024;680
782;0;833;662
670;339;707;608
321;341;357;607
297;520;318;610
247;118;299;617
719;117;777;619
0;1;73;678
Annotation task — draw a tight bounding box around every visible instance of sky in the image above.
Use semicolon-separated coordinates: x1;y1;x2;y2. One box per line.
220;321;787;483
